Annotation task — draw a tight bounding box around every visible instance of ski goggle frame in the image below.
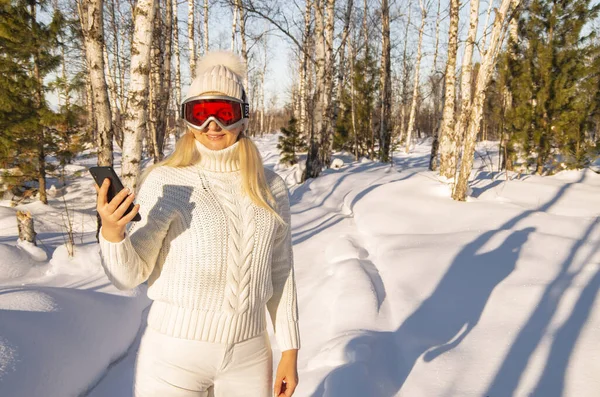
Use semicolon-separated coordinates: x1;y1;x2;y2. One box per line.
180;94;250;131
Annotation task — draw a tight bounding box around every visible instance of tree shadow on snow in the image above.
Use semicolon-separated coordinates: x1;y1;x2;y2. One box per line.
484;217;600;397
310;172;589;397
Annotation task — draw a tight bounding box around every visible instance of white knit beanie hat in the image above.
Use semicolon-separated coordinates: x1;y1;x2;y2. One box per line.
184;51;247;102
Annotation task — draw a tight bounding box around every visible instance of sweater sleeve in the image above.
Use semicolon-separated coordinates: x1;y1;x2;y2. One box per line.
97;169;171;291
266;176;301;351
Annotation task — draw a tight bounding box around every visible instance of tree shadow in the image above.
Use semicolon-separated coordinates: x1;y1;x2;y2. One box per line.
125;184;195;286
291;178;408;246
311;228;535;397
529;263;600;397
484;217;600;397
309;173;586;397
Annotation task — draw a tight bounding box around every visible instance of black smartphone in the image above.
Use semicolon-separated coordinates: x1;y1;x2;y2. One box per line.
89;166;142;222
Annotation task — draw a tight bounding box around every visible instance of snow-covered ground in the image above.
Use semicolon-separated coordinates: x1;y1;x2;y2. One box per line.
1;134;599;397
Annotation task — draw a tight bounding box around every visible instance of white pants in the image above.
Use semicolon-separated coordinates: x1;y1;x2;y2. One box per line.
133;326;273;397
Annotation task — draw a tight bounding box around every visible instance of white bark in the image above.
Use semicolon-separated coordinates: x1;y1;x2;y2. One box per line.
336;0;353;118
121;0;156;190
405;0;426;154
188;0;196;78
321;0;335;166
480;0;495;54
304;0;326;179
236;0;248;87
350;35;358;160
453;0;519;200
260;37;267;133
173;0;183;138
453;0;480;152
77;0;113;167
204;0;210;53
231;4;238;51
398;2;411;144
379;0;391;161
299;0;312;140
438;0;460;178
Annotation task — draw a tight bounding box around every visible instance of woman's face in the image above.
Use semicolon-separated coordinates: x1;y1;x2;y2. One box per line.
188;91;246;150
190;120;244;150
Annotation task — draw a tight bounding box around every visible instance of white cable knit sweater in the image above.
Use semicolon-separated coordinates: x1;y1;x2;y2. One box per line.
98;138;300;351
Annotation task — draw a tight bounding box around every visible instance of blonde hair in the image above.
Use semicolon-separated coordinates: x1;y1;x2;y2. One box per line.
139;129;284;225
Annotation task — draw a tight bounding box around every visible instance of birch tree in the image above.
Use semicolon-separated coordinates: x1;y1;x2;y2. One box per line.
236;0;249;87
379;0;391;162
231;4;238;51
453;0;480;158
148;0;171;162
188;0;196;77
453;0;520;200
320;0;336;167
121;0;156;189
336;0;353;124
429;0;442;170
438;0;460;178
398;2;411;144
298;0;313;141
173;0;183;138
405;0;427;153
204;0;210;52
304;0;326;180
77;0;113;167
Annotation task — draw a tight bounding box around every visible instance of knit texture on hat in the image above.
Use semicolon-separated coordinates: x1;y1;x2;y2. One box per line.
185;51;246;101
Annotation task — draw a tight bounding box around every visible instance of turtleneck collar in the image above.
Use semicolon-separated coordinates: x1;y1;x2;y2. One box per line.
194;138;241;172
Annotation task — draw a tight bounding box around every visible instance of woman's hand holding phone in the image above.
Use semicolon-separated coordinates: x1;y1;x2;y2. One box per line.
94;178;141;243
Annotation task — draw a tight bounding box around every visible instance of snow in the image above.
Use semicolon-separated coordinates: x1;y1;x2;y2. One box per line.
1;134;600;397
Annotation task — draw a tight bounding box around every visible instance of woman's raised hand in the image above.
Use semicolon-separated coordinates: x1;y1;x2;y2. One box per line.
94;178;140;243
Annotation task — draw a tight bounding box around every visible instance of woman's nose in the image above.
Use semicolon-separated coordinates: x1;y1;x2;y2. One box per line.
206;120;221;131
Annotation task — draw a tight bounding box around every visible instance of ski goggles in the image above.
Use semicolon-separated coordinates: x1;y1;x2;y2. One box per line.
180;95;250;131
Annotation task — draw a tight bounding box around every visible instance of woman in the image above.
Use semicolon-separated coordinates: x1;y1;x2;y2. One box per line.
95;51;300;397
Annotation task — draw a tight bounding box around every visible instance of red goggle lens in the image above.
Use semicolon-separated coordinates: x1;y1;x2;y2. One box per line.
183;99;243;126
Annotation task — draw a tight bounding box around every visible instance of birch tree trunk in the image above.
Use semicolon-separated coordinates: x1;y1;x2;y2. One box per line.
398;3;411;144
379;0;392;162
480;0;495;53
336;0;353;121
203;0;209;53
453;0;519;200
77;0;113;168
30;4;47;204
108;0;124;148
350;35;359;160
299;0;312;140
260;38;267;133
236;0;248;87
231;4;238;51
453;0;480;154
362;0;375;158
438;0;460;179
303;0;325;180
429;0;442;170
149;0;171;162
85;75;96;142
103;46;122;148
188;0;196;77
173;0;183;139
320;0;336;168
121;0;156;190
164;0;173;139
405;0;426;154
